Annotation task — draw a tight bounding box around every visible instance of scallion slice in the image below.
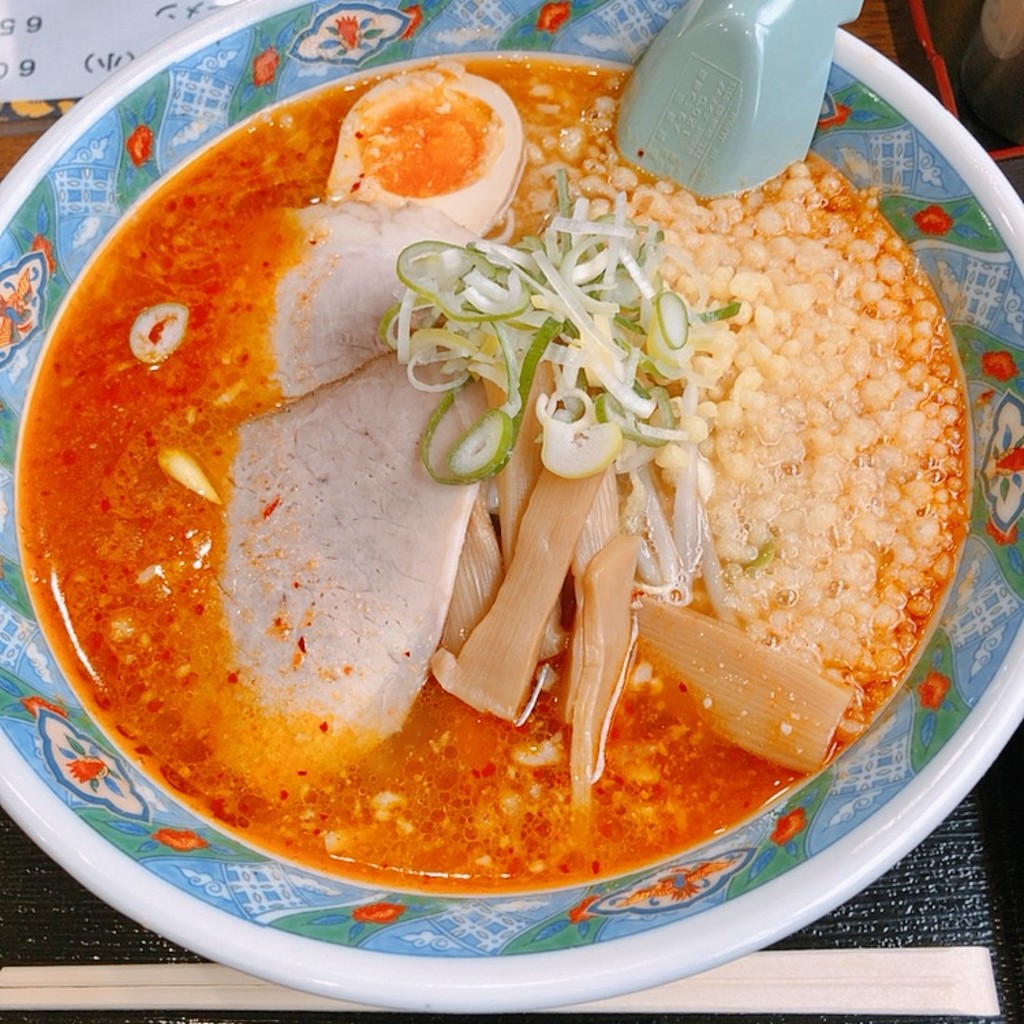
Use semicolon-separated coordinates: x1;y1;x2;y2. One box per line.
447;408;515;480
646;290;689;360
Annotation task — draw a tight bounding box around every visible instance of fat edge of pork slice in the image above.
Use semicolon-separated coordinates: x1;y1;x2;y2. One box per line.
222;353;479;747
272;202;473;399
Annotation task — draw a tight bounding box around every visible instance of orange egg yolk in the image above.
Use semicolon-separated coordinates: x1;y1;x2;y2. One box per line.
358;88;495;198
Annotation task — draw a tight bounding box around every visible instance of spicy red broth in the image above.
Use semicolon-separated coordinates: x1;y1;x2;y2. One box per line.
16;57;966;891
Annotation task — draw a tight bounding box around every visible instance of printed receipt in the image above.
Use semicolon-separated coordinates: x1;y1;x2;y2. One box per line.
0;0;243;105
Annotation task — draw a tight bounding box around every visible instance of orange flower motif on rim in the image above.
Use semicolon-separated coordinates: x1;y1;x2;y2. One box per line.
818;102;851;130
996;446;1024;473
912;204;954;236
621;858;737;906
982;350;1018;382
917;669;950;711
568;895;599;923
401;4;423;40
536;1;571;32
335;15;360;49
986;518;1019;545
30;234;56;274
253;46;280;87
68;756;108;784
352;901;406;924
153;828;209;851
771;807;807;845
126;124;153;168
21;694;66;718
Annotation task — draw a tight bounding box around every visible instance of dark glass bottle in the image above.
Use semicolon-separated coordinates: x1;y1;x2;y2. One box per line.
960;0;1024;144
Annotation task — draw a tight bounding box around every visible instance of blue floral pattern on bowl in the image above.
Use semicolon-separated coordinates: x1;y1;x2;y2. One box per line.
1;0;1022;965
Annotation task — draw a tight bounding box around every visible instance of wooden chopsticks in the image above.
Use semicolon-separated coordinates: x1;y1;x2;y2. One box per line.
0;947;1001;1015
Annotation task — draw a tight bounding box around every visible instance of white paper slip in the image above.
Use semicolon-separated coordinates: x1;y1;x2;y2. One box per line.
0;0;244;104
0;947;1003;1016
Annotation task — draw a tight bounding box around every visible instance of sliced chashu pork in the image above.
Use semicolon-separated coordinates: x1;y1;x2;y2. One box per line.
272;202;472;399
222;353;478;747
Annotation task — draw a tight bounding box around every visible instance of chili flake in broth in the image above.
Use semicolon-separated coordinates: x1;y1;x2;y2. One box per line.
16;57;967;891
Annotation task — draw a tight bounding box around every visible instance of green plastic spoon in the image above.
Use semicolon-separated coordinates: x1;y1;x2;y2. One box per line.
616;0;864;197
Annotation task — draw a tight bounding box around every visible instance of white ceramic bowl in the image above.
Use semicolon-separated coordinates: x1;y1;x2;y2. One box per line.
2;0;1024;1012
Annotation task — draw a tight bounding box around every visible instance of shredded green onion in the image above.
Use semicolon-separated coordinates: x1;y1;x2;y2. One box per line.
389;190;741;483
694;301;742;323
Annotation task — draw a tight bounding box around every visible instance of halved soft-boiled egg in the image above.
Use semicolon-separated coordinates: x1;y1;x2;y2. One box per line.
327;63;525;236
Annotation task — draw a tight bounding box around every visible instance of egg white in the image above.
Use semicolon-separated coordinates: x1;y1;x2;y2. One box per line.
326;64;525;236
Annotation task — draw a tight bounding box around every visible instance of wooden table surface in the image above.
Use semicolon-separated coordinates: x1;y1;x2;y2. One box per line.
0;0;925;182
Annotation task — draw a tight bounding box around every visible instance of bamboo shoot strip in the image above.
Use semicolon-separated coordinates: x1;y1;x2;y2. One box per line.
441;496;505;655
637;600;853;773
490;364;568;664
564;467;620;723
493;362;552;564
432;468;605;720
572;467;620;579
570;534;640;808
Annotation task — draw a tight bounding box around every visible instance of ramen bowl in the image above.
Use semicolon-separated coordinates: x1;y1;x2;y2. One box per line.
1;0;1023;1012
